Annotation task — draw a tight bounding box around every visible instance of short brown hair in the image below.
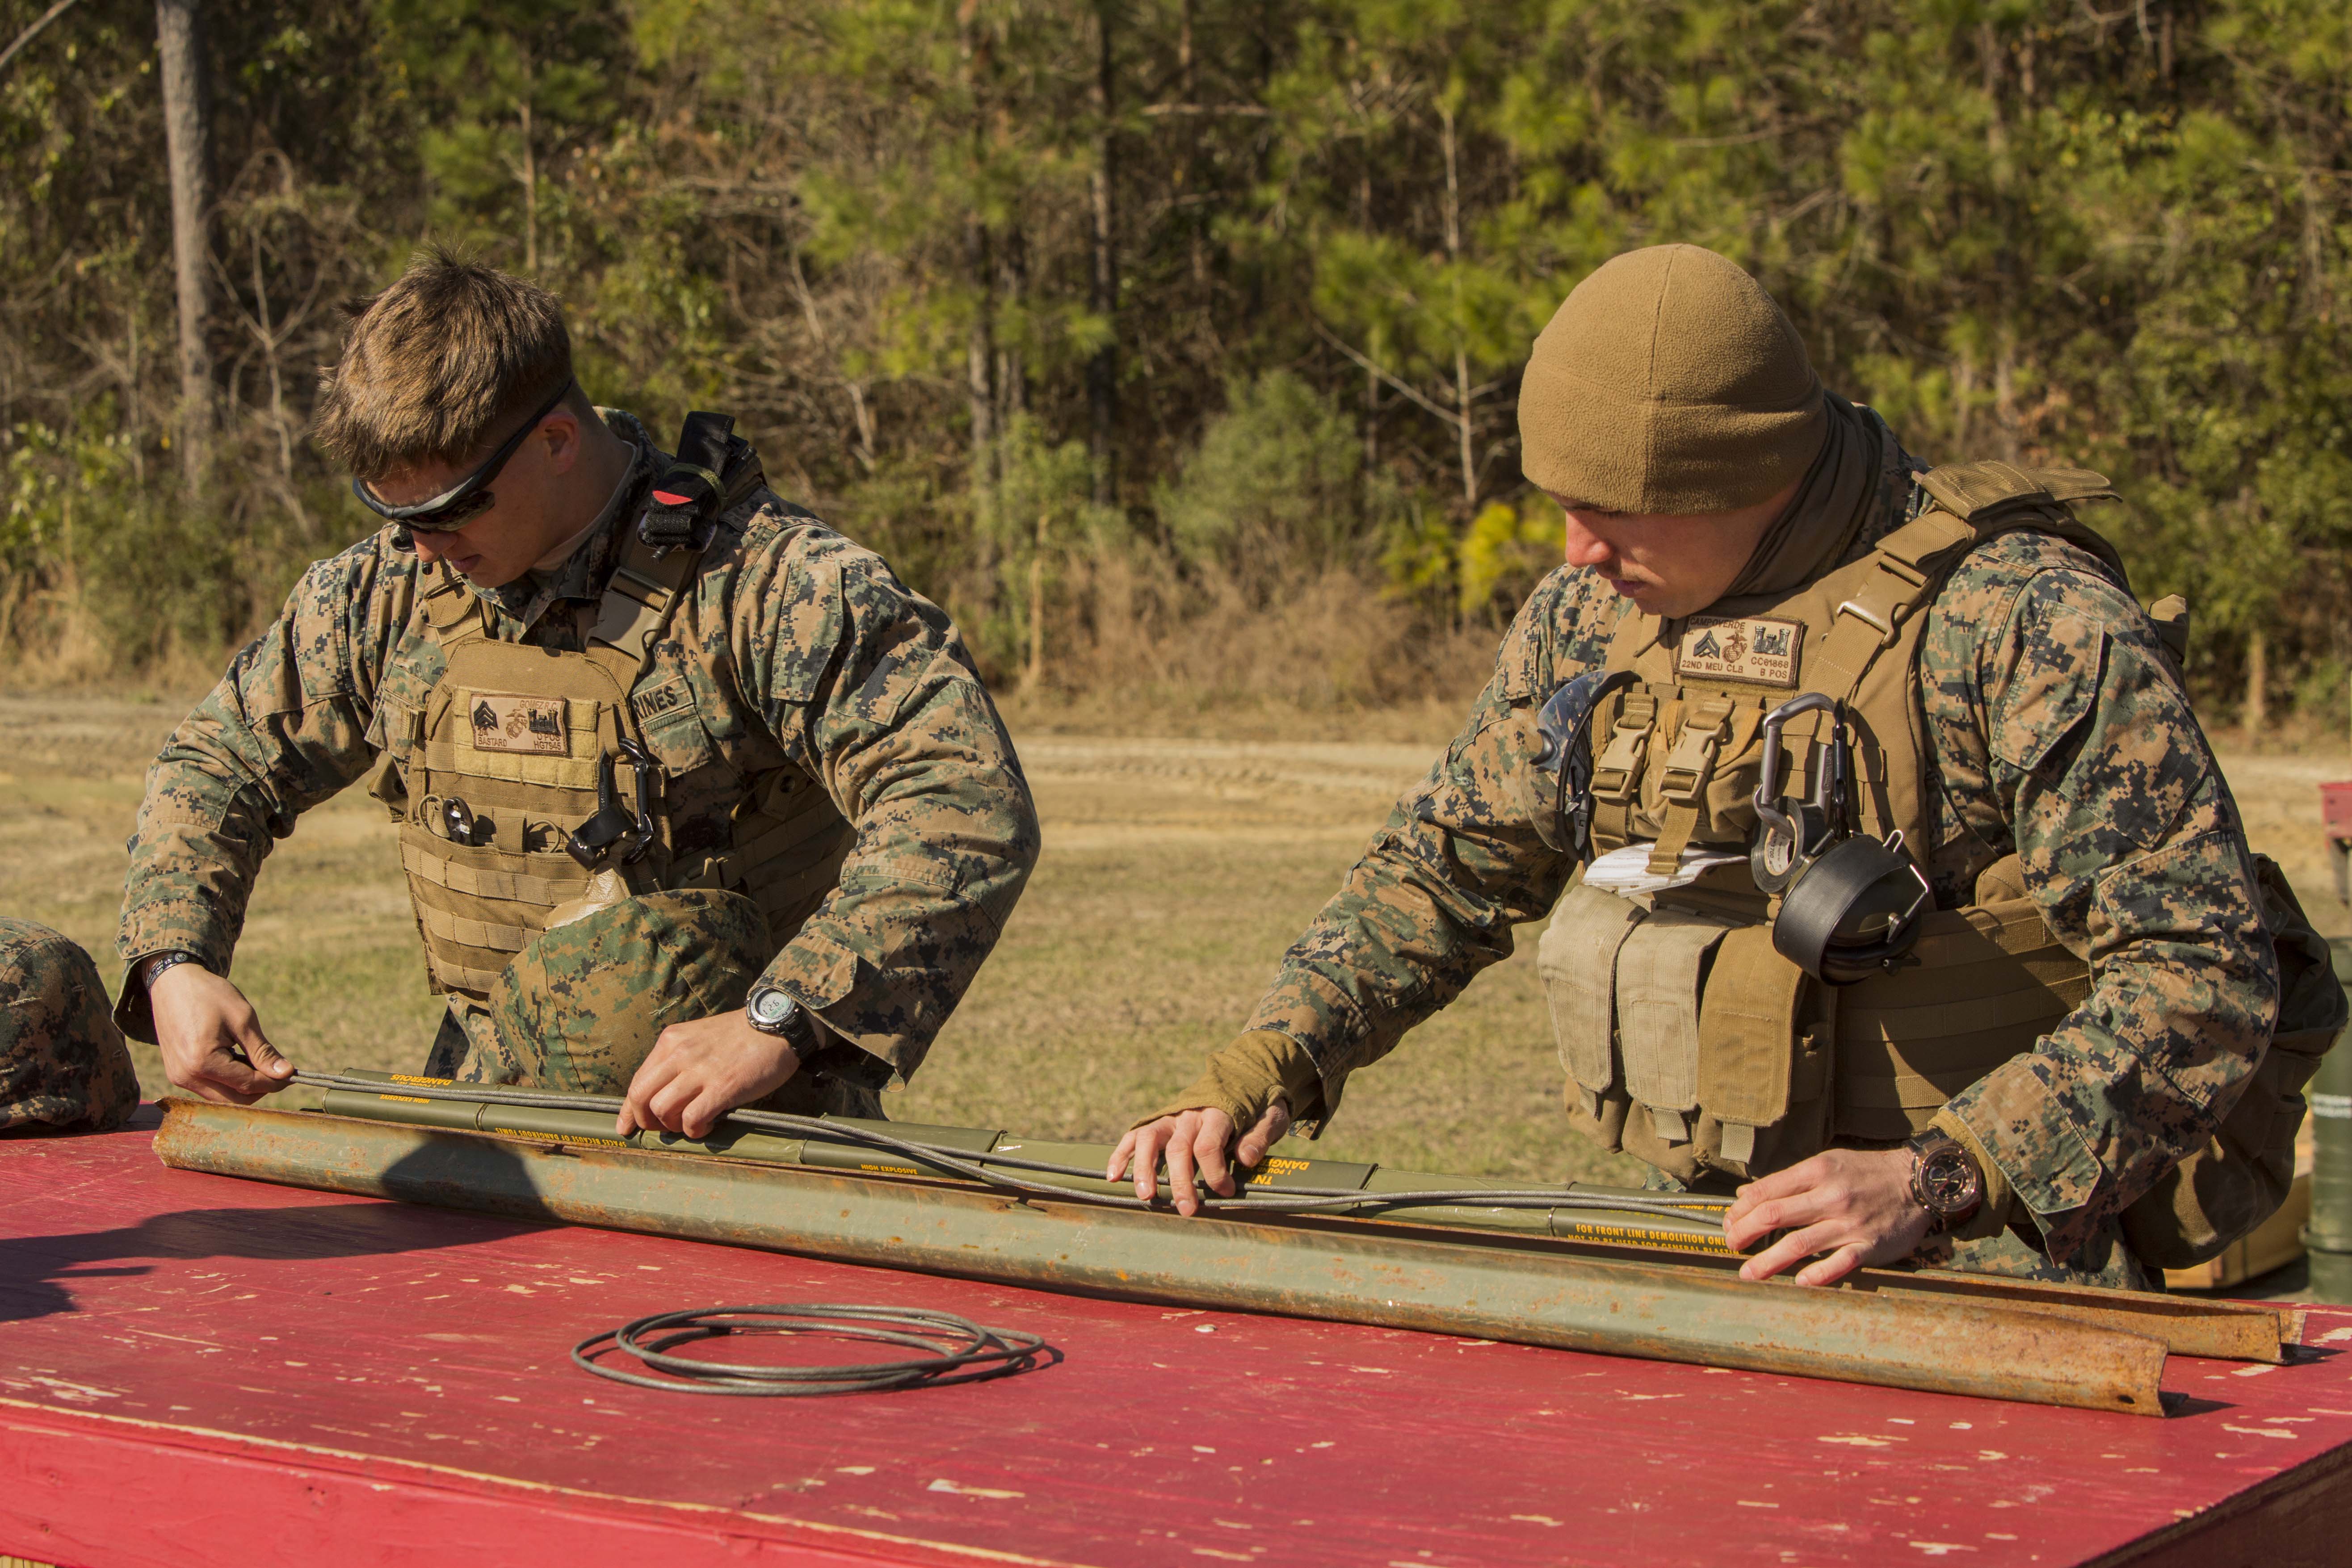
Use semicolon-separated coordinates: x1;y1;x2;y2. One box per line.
313;247;575;480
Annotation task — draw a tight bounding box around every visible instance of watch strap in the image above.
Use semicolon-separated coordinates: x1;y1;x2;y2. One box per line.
141;950;205;988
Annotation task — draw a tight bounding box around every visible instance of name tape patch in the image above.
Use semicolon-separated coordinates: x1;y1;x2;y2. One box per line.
1676;615;1802;688
468;692;570;756
631;677;692;724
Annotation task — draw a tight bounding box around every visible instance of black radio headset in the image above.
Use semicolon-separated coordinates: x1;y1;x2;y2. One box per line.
1750;691;1934;983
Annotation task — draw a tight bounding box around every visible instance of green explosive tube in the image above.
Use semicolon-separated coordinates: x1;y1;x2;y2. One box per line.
318;1071;1734;1256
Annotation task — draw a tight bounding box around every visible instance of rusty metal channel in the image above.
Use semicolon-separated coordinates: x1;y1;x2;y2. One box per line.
311;1078;2294;1366
155;1099;2178;1415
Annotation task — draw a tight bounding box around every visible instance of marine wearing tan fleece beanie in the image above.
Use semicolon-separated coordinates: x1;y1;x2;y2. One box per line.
1518;244;1828;514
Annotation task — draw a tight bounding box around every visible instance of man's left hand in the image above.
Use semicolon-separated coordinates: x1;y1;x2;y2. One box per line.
1722;1147;1932;1286
617;1009;799;1140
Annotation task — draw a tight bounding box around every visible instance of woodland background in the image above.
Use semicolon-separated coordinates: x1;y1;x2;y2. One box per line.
4;0;2351;732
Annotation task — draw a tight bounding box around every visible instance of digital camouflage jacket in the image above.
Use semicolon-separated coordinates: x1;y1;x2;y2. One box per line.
116;412;1040;1084
1246;442;2279;1268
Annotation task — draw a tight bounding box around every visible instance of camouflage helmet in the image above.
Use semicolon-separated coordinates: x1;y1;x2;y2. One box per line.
483;888;771;1094
1;919;140;1134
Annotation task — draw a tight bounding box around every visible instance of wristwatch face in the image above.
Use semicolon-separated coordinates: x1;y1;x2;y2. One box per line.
747;987;797;1031
1917;1144;1983;1217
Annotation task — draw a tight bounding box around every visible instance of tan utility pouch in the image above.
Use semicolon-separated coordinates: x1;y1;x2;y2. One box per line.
2123;854;2348;1269
1697;923;1826;1173
1538;882;1818;1183
1538;882;1642;1150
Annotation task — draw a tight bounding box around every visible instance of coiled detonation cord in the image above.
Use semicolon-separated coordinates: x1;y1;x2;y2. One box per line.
290;1068;1732;1396
571;1304;1050;1396
289;1068;1732;1225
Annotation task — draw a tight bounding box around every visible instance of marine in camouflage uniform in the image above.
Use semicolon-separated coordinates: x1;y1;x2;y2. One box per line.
1236;420;2270;1286
2;920;139;1135
1125;244;2295;1289
116;407;1037;1102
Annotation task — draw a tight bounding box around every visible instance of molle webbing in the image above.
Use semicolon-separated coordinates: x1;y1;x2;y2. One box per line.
1541;871;2090;1179
683;767;854;947
1584;462;2125;865
395;541;856;997
1544;458;2125;1181
1832;897;2090;1141
396;529;704;999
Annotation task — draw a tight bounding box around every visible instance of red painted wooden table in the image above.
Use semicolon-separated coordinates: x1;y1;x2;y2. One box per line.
3;1109;2348;1568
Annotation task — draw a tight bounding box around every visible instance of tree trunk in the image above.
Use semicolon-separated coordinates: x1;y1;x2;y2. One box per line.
1439;106;1474;509
999;226;1029;419
156;0;211;488
1359;169;1378;475
520;89;538;274
959;1;996;543
1026;510;1047;690
1086;0;1117;509
1992;324;2020;463
966;218;996;538
2244;628;2268;735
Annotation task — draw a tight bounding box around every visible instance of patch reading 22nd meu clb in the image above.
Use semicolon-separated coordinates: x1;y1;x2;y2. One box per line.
467;692;570;755
1675;616;1802;688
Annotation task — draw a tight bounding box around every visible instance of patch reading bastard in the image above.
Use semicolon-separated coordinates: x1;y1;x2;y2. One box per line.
467;693;570;756
1676;616;1802;687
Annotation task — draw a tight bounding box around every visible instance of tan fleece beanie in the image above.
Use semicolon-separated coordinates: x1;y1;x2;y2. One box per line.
1518;244;1828;514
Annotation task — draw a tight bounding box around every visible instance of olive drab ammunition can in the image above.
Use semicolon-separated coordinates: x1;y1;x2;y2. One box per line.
2306;940;2352;1303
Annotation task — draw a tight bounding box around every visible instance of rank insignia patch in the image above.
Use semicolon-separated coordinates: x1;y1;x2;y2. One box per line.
1676;616;1802;687
467;692;570;755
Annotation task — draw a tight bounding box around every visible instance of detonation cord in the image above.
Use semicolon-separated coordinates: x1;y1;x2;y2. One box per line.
571;1304;1051;1397
288;1068;1733;1226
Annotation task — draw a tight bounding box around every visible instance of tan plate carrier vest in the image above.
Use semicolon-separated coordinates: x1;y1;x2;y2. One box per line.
381;467;854;1003
1533;459;2343;1266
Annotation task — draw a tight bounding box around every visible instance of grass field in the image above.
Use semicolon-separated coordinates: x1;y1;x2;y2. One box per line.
6;691;2348;1189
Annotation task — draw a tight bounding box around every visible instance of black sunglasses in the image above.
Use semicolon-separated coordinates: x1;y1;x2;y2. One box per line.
351;378;576;533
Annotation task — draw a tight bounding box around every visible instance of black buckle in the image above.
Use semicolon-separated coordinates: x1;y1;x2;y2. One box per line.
638;411;737;552
565;739;662;870
441;796;487;847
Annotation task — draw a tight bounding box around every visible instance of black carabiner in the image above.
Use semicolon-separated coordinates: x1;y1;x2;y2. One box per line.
441;795;483;847
616;736;660;864
566;748;638;869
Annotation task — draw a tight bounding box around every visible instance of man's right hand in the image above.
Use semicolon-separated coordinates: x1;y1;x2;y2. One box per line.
151;963;295;1104
1106;1101;1292;1217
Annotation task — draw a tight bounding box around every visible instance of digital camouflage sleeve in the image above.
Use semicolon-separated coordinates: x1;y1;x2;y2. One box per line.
117;411;1037;1083
1244;532;2276;1268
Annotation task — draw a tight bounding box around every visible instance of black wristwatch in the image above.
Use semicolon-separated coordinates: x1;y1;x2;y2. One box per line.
1905;1131;1986;1234
141;950;206;990
745;984;817;1057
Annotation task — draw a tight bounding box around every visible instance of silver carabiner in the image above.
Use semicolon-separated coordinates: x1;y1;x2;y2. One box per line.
1752;692;1838;887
